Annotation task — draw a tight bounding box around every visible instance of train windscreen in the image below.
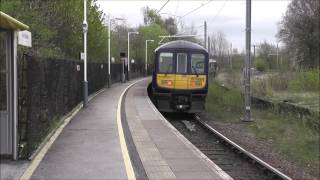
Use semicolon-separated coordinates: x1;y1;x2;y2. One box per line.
191;54;205;74
159;52;173;73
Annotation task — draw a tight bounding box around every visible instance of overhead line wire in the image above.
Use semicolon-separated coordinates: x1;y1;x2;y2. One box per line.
179;0;213;19
157;0;170;13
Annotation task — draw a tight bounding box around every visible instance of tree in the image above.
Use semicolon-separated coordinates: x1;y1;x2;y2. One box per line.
142;7;164;27
207;31;231;69
133;23;169;66
257;41;276;58
1;0;108;62
164;17;178;35
277;0;320;68
209;31;229;59
142;6;178;35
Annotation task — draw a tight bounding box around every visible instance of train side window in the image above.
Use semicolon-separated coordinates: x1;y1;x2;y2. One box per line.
191;54;205;74
176;53;187;74
159;52;173;73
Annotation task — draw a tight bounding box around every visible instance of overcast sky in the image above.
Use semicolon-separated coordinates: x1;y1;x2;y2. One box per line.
96;0;290;51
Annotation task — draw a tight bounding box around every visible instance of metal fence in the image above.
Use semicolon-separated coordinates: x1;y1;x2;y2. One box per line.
17;55;143;158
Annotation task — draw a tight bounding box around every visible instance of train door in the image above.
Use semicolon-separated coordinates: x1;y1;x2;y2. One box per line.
175;53;188;89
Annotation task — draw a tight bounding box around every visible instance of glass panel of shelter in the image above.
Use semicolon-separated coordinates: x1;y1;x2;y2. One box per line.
0;30;7;124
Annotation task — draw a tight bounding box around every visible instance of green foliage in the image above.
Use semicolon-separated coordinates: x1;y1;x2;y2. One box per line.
252;79;271;97
254;58;268;72
205;82;243;121
206;81;320;176
288;70;320;92
257;40;277;59
142;7;164;27
134;23;169;66
278;0;320;68
251;111;319;176
141;6;177;35
1;0;108;62
230;54;244;70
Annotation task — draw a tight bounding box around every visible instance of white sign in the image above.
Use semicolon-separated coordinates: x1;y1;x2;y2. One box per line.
111;57;115;63
76;64;81;71
131;59;135;64
80;52;85;60
18;30;32;47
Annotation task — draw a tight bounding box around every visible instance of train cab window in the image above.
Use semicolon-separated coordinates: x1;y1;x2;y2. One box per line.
191;54;205;74
159;52;173;73
176;53;187;74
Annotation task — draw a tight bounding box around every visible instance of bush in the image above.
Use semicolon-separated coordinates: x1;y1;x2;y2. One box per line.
288;70;320;92
254;58;268;72
206;82;243;115
268;72;291;91
252;79;270;97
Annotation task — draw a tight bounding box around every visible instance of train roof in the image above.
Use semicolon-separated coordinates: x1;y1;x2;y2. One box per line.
155;40;207;52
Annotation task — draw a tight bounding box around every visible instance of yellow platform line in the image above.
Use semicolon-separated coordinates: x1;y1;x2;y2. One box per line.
116;80;143;180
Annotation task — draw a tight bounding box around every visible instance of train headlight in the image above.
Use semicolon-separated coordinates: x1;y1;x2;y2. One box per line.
191;80;201;87
161;80;173;86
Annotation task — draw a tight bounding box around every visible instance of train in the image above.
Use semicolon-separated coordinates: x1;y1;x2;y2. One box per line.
149;40;209;113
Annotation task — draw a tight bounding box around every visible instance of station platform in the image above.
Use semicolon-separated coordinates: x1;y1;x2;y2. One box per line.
124;79;231;180
20;78;231;180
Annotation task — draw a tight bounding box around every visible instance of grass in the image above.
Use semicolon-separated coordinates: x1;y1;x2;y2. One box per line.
251;111;319;169
205;82;243;122
205;81;320;176
288;70;320;92
216;69;319;113
267;91;319;112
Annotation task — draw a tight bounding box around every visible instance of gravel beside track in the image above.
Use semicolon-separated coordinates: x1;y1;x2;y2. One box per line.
164;113;289;180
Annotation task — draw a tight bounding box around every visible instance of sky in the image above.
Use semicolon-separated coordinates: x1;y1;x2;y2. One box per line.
96;0;291;51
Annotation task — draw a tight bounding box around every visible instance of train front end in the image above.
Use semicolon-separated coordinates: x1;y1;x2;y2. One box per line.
151;40;209;113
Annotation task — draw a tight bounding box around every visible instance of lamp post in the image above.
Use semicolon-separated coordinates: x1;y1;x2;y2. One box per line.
83;0;88;108
127;31;139;80
145;40;154;76
108;15;124;88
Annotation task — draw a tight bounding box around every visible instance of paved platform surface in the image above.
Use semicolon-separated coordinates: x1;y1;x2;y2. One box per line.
30;82;134;179
0;160;29;180
5;78;231;180
125;79;232;180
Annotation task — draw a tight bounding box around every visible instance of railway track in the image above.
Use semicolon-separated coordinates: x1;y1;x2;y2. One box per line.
163;113;292;180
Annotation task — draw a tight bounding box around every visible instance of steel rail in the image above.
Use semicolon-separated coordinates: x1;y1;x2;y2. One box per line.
194;115;292;180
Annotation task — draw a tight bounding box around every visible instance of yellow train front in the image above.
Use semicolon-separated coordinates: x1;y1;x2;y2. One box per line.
150;40;209;113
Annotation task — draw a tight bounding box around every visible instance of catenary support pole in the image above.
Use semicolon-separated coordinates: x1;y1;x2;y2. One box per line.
243;0;252;121
208;36;210;57
204;21;207;49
